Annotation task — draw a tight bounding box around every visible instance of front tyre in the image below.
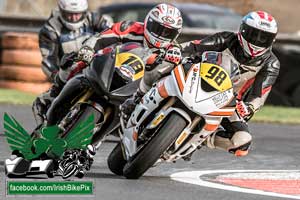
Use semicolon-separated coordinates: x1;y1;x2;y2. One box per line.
123;113;187;179
107;143;127;176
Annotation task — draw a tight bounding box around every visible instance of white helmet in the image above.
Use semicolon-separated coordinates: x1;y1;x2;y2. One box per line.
144;3;183;49
58;0;88;30
238;11;278;58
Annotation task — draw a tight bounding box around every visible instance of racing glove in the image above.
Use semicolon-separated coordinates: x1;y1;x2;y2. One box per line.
77;46;95;64
164;44;182;65
236;101;255;121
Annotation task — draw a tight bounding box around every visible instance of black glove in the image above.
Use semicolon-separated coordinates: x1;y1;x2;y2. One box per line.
60;52;77;70
120;89;145;121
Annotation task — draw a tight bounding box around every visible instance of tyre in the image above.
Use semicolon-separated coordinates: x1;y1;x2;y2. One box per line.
0;65;47;82
1;32;38;49
107;143;127;176
1;49;41;66
123;113;187;179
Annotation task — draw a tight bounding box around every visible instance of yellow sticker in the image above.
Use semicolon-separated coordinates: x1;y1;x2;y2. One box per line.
200;63;232;92
152;114;165;126
176;132;188;145
115;51;145;81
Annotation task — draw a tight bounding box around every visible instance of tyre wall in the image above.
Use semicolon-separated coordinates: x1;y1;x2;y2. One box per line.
0;32;50;94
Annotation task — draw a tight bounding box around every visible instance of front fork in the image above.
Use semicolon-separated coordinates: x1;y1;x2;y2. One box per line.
165;115;222;161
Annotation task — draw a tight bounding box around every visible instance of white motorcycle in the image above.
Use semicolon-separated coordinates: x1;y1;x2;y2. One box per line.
107;51;239;179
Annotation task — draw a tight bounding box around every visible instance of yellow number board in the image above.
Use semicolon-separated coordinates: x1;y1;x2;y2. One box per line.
115;51;145;81
200;63;232;92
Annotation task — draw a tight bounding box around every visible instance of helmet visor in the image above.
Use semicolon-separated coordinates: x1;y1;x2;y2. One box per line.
240;22;276;48
61;10;85;23
146;18;179;41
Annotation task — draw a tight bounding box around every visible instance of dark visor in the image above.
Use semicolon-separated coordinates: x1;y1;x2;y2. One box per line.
240;22;276;48
146;18;179;41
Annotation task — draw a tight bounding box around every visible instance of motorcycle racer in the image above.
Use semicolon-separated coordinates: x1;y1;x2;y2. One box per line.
32;0;112;126
181;11;280;156
46;3;183;126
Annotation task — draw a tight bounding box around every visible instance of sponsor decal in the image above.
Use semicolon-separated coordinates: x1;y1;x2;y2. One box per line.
260;21;271;28
212;91;229;107
189;67;198;93
162;16;175;24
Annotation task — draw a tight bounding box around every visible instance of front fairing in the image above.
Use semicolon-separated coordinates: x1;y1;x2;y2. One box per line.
180;62;234;115
84;42;145;96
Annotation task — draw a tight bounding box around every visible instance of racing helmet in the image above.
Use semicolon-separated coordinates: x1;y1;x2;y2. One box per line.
144;3;183;49
238;11;278;58
58;0;88;30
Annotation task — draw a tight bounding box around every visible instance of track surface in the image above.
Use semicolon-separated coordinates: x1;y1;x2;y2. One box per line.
0;104;299;200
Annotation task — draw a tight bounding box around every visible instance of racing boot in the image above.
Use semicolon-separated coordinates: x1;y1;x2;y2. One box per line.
206;128;252;157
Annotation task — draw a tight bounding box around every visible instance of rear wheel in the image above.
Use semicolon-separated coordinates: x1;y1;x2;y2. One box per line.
123;113;187;179
107;143;127;176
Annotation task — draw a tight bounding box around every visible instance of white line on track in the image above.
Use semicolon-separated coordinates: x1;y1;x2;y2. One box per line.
170;170;300;199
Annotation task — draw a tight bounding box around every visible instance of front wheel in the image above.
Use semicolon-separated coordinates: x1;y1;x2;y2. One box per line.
123;113;187;179
107;143;127;176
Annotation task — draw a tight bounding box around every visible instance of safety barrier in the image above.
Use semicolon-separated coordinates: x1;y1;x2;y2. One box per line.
0;32;50;94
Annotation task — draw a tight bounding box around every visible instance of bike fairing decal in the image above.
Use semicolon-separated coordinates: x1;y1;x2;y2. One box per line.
115;52;145;81
3;113;95;160
200;63;232;92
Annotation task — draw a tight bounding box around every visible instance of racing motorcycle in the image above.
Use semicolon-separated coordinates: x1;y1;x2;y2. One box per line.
4;42;146;179
107;51;239;179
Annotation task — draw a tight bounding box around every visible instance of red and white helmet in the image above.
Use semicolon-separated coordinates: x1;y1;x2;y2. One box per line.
238;11;278;58
144;3;183;49
58;0;88;30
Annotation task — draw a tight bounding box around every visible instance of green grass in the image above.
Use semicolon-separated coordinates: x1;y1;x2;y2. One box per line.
0;89;300;124
0;89;36;105
252;105;300;124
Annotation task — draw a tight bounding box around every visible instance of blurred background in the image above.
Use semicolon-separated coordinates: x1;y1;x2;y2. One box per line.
0;0;300;107
1;0;300;33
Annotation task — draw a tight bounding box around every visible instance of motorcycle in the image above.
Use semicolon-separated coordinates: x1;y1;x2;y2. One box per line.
107;51;239;179
4;42;146;178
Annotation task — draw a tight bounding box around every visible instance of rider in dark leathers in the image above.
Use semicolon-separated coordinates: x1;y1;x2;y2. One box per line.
32;0;112;126
121;11;280;157
180;11;280;156
45;3;183;126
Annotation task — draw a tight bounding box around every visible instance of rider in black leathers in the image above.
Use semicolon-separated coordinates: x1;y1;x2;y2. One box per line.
32;0;112;126
180;11;280;156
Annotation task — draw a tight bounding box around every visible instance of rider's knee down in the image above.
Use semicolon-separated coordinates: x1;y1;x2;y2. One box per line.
228;131;252;156
206;130;252;157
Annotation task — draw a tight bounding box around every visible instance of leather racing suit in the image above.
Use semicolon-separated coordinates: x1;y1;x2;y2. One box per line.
181;31;280;156
33;9;112;126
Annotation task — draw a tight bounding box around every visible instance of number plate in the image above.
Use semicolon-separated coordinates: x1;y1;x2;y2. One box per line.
200;63;232;92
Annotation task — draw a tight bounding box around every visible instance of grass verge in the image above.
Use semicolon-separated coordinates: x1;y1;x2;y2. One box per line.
0;89;36;105
0;89;300;124
252;105;300;125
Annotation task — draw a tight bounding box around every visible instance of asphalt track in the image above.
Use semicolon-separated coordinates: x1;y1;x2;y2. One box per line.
0;104;299;200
